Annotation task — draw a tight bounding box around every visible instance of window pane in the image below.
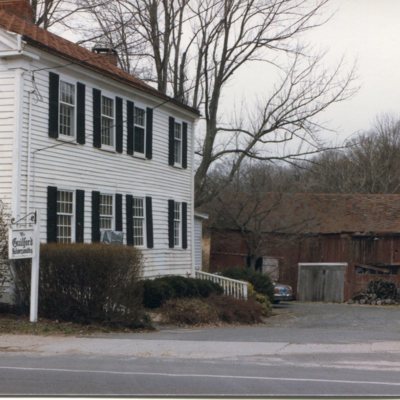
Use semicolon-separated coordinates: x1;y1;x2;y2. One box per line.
59;81;75;137
134;107;145;127
102;96;113;117
60;81;75;105
57;190;73;243
133;219;144;246
100;194;113;230
57;190;73;214
134;127;145;154
133;197;144;217
174;202;180;246
132;197;144;246
174;140;182;164
100;194;113;216
174;123;181;139
59;103;74;136
100;217;112;230
101;117;113;146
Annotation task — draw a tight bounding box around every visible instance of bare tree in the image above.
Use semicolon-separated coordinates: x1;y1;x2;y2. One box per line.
207;164;316;270
72;0;356;204
301;114;400;194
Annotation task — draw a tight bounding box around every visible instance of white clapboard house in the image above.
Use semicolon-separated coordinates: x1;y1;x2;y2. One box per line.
0;0;200;278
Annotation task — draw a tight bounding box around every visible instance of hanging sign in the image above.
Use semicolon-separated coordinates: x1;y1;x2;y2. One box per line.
8;228;35;259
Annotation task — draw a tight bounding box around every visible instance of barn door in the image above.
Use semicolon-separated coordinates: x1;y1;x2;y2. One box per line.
297;263;347;302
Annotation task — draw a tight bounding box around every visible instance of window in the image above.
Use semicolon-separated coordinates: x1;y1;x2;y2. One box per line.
132;197;145;246
174;122;182;165
57;190;74;243
59;81;75;137
174;201;181;247
101;95;114;147
99;194;113;230
134;106;146;154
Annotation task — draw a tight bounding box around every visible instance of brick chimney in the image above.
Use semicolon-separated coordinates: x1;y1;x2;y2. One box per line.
92;47;119;67
0;0;34;21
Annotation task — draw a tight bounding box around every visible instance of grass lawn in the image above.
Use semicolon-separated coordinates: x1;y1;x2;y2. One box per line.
0;313;152;336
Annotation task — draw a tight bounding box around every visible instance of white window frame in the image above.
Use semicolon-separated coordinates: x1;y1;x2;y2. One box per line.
56;189;75;244
101;94;115;150
174;201;181;247
99;193;114;231
58;77;76;140
132;196;146;247
134;104;146;157
174;121;182;167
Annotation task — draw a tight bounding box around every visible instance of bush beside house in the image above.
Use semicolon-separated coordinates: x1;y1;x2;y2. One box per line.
13;243;149;328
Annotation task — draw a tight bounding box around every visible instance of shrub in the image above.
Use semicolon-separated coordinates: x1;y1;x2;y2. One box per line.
208;295;264;324
13;243;149;328
254;292;272;317
194;279;224;298
221;268;274;303
142;279;175;309
160;294;265;326
142;276;223;308
160;298;219;325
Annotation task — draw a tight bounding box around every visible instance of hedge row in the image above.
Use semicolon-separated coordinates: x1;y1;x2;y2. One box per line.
142;275;223;308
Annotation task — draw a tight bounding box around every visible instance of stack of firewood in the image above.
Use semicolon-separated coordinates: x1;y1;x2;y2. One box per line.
349;279;399;305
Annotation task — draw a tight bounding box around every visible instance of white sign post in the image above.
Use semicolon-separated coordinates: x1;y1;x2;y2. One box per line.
9;211;40;323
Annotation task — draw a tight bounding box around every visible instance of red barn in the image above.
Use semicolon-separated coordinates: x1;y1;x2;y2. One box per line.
209;193;400;301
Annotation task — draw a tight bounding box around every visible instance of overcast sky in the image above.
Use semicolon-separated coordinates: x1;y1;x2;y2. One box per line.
222;0;400;146
313;0;400;142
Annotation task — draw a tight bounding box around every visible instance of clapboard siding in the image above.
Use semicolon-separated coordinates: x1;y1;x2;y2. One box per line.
0;70;15;208
15;57;195;277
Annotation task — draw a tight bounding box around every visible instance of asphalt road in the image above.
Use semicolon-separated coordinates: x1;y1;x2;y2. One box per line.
0;302;400;396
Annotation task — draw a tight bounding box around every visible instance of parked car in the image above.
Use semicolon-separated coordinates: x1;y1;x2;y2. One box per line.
273;283;294;303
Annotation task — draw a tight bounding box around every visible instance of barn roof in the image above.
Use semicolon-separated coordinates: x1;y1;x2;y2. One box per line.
211;193;400;235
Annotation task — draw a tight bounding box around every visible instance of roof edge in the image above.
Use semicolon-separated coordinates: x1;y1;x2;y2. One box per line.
23;36;200;117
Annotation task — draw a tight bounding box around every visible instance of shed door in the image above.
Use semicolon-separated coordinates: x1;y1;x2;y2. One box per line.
298;264;346;302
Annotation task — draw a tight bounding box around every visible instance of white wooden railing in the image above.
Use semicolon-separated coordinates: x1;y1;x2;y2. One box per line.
195;270;248;300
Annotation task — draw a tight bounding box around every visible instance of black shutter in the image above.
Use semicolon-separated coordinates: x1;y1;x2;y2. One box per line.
126;195;133;245
75;190;85;243
116;97;123;153
182;122;188;169
168;199;175;248
92;88;101;148
115;193;123;232
48;72;59;139
168;117;175;166
182;202;188;249
127;100;134;155
47;186;58;243
146;108;153;159
91;191;100;242
146;196;153;249
76;82;86;144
